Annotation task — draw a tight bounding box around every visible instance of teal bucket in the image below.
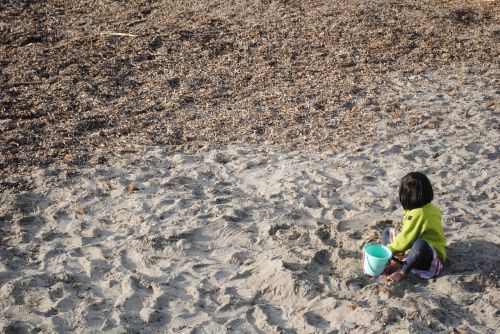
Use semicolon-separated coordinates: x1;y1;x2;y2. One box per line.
362;244;392;277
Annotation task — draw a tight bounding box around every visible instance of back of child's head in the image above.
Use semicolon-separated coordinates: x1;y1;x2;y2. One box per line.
399;172;434;210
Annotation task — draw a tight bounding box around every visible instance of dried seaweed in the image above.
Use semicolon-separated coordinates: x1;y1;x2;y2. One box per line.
1;0;499;179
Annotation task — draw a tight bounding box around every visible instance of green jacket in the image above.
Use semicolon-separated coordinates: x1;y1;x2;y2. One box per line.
387;203;446;261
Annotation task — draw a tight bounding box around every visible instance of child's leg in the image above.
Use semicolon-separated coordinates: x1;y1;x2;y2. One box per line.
382;227;396;246
400;240;434;274
382;227;400;275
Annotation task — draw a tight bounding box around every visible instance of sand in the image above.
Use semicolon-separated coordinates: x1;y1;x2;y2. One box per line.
1;67;499;333
1;0;499;333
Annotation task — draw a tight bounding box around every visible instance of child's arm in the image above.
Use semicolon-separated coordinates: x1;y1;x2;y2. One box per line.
387;212;423;254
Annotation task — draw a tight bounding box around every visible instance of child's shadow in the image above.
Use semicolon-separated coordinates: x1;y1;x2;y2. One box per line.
442;239;499;278
395;238;499;291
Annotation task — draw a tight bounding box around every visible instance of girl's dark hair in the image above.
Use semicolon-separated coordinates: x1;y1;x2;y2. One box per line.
399;172;434;210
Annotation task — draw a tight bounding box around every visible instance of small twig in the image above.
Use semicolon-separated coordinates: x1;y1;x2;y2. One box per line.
128;19;146;27
1;81;44;88
99;31;138;37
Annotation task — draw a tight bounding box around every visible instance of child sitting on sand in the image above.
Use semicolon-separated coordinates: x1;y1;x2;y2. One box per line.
382;172;446;282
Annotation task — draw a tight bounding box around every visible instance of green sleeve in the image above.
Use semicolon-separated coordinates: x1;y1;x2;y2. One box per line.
387;211;423;254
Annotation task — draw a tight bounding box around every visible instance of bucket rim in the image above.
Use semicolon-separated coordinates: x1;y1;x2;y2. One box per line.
363;243;392;258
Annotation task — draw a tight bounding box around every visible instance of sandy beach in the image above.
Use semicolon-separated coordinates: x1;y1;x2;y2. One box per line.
1;1;499;333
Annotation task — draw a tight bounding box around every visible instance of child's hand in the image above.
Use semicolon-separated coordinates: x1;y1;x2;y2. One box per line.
383;260;401;275
393;253;405;261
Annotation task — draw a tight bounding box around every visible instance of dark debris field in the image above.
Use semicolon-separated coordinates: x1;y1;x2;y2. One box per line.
1;0;499;180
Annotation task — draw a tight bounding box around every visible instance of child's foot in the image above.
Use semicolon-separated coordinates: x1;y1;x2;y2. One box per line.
387;271;406;283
